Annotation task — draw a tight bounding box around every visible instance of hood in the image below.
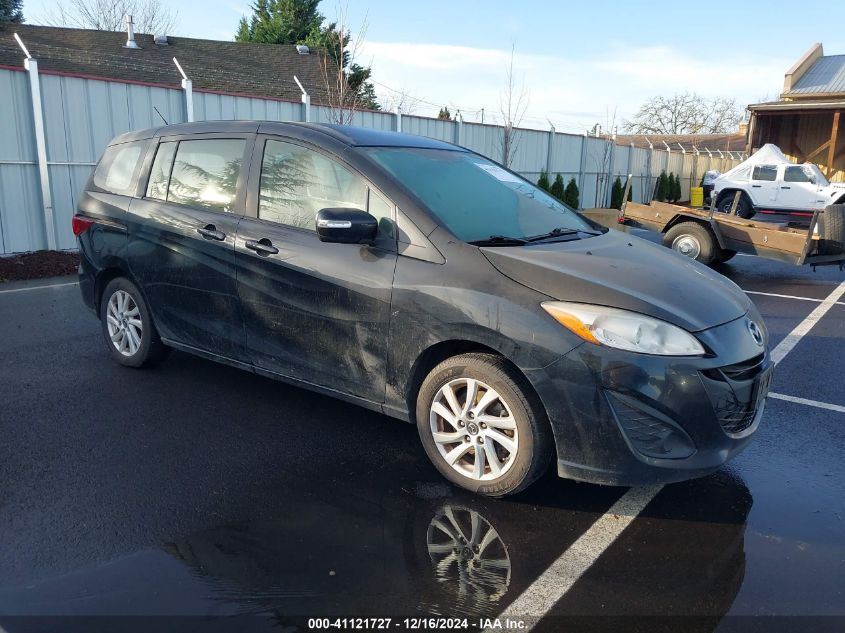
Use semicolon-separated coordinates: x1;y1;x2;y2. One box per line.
481;230;750;332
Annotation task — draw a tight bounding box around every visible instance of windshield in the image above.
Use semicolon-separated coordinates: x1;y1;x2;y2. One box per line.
365;148;597;243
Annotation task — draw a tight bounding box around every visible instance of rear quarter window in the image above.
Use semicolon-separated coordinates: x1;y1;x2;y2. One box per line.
92;141;145;195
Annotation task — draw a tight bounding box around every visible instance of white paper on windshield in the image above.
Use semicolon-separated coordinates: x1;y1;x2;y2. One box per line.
475;163;522;183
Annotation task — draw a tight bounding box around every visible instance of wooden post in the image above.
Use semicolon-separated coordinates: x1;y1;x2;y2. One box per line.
826;110;840;175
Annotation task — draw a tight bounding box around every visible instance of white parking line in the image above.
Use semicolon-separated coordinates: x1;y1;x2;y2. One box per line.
770;281;845;365
0;280;78;294
498;279;845;628
492;485;661;627
744;289;845;306
768;392;845;413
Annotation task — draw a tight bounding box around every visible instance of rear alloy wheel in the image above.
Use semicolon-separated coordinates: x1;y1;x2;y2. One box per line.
100;277;170;368
416;353;551;497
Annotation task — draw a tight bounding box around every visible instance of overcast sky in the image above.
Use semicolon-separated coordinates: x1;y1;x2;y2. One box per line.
22;0;845;132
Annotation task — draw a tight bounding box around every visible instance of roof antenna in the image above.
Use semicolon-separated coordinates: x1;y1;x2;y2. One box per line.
153;106;168;125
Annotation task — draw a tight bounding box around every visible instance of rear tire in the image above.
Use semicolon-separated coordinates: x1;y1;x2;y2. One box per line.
663;221;717;265
713;249;737;264
100;277;170;368
717;192;755;219
820;204;845;255
415;353;552;497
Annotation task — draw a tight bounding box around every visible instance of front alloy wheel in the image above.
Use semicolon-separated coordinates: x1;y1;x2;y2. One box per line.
430;378;519;481
416;353;552;497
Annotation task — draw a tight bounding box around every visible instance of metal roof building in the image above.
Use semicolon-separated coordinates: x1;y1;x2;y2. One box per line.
747;44;845;181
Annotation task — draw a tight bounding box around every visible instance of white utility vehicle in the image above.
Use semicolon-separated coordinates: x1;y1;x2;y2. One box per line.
712;144;845;224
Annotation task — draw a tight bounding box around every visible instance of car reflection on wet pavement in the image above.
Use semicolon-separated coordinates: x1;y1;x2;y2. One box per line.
0;464;751;629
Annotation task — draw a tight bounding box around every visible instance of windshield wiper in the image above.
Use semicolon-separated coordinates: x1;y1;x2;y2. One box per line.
468;235;528;246
526;227;603;242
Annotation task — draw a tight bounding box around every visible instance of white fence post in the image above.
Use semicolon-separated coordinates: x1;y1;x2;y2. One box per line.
173;57;194;122
546;123;555;175
15;34;56;251
454;113;463;146
293;75;310;122
395;108;402;133
578;134;587;208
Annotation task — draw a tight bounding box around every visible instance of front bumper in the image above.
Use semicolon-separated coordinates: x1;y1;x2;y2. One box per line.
525;313;771;486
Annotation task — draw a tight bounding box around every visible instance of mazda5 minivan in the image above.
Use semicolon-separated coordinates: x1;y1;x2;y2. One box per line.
75;122;772;496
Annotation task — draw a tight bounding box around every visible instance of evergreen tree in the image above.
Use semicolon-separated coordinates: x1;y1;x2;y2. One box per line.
610;176;623;210
236;0;323;44
564;177;580;209
667;173;676;202
347;63;380;110
550;173;565;201
626;177;633;202
438;107;451;120
655;171;668;202
0;0;23;22
537;170;550;192
673;173;683;202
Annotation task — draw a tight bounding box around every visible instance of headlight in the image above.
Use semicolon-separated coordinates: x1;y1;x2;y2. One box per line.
541;301;705;356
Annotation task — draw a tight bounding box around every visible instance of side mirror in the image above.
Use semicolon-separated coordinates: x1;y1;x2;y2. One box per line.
316;208;377;245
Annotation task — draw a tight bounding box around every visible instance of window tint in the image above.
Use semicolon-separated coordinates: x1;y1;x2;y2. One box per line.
166;139;246;212
784;165;811;183
368;189;395;248
259;139;367;230
93;141;144;195
146;141;177;200
751;165;777;181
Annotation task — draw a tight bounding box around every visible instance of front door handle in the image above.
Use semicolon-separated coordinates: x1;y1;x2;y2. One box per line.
197;224;225;241
751;184;762;188
781;186;791;189
245;238;279;256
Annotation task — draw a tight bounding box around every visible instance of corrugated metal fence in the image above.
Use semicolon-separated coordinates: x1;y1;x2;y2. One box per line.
0;67;741;255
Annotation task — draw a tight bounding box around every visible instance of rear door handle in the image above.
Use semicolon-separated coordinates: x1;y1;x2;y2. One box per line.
781;186;791;189
245;238;279;256
197;224;225;241
751;185;762;188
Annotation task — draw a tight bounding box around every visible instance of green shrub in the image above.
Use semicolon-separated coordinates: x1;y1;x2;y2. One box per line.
564;177;580;209
610;176;623;210
550;173;565;200
537;170;550;192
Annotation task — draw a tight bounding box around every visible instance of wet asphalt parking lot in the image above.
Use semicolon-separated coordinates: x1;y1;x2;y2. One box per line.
0;246;843;632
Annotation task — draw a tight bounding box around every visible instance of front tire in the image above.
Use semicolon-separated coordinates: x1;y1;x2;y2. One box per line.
100;277;170;368
416;353;552;497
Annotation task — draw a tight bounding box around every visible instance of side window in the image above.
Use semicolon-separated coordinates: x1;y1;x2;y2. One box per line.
259;139;367;230
92;141;144;195
166;139;246;212
784;165;811;183
751;165;777;181
146;141;177;200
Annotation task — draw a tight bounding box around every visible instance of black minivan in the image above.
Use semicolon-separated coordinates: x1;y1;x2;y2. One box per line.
75;121;772;496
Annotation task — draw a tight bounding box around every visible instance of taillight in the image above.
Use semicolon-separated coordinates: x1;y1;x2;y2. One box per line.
72;215;95;236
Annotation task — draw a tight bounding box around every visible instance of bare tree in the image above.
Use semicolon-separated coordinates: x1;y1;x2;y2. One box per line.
623;93;742;135
499;44;529;168
382;88;420;116
314;6;372;125
41;0;177;34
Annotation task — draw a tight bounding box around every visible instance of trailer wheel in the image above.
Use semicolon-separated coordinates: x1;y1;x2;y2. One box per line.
663;222;717;265
820;204;845;255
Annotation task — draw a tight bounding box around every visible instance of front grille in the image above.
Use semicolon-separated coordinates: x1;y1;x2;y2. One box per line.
713;391;758;436
721;354;766;381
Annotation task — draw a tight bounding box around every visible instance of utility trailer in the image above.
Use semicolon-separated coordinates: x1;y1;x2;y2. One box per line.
583;190;845;270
